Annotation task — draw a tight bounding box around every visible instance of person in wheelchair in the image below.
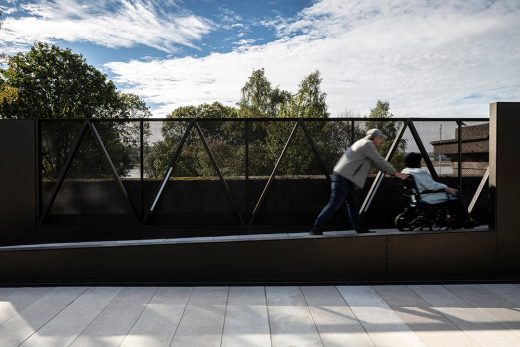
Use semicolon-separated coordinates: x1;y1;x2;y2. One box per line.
395;152;474;230
402;152;458;204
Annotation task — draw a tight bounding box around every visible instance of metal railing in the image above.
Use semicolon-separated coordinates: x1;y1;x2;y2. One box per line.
37;117;490;232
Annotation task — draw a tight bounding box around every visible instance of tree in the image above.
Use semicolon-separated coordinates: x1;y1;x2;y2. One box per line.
145;102;242;178
0;42;124;119
0;42;152;178
365;100;407;170
238;68;290;118
146;69;333;178
283;70;328;118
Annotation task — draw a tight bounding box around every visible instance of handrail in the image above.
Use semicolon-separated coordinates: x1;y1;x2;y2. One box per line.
17;116;490;122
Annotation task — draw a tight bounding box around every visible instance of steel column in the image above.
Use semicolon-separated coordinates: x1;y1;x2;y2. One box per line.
457;120;463;192
139;120;144;219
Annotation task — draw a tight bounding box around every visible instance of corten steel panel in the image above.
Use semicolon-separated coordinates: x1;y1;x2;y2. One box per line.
0;120;36;244
65;245;171;282
0;249;66;283
490;102;520;276
277;235;387;282
172;240;278;283
386;231;496;280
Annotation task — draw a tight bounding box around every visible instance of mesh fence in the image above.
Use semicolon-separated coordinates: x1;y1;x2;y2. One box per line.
40;118;490;229
41;120;85;214
43;121;140;224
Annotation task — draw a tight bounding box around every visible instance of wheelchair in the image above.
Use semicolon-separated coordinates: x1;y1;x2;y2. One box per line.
394;176;473;231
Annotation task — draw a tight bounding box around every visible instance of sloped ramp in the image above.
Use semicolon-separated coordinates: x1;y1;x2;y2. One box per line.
0;227;495;285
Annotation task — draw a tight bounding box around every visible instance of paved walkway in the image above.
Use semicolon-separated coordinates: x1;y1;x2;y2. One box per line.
0;284;519;346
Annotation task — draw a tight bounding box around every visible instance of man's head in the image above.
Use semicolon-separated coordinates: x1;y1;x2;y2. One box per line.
404;152;422;168
366;128;386;146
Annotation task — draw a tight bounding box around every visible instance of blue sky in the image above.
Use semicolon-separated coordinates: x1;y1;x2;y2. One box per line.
1;0;519;117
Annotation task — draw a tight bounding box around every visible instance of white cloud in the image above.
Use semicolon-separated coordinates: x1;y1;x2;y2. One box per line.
3;0;519;118
0;0;213;54
105;0;520;118
232;38;255;46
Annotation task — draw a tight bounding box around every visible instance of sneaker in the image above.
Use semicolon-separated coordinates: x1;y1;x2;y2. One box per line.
309;226;323;235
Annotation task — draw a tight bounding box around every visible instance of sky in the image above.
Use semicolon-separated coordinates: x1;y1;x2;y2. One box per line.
0;0;519;118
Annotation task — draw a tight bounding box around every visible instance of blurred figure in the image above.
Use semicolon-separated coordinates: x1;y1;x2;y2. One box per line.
310;129;408;235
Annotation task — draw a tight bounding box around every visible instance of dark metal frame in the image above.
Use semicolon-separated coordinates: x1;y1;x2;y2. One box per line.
194;122;245;226
248;121;299;226
407;120;439;180
457;120;464;192
40;120;140;224
359;119;441;214
40;121;89;223
143;121;194;224
38;117;489;231
468;166;489;214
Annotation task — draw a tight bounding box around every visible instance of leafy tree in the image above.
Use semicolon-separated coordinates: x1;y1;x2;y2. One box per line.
0;42;122;119
146;69;336;178
145;102;242;178
0;42;151;178
266;71;329;175
365;100;407;170
238;68;291;118
282;71;328;118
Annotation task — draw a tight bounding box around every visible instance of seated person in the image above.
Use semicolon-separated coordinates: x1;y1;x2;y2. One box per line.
402;152;459;204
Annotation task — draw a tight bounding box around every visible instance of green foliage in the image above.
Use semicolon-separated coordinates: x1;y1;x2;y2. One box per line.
0;42;152;178
146;69;333;178
0;42;120;119
144;102;242;178
238;68;291;118
365;100;407;171
282;71;328;118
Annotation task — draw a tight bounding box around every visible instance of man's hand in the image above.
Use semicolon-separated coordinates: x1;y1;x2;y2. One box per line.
394;172;409;180
446;187;458;195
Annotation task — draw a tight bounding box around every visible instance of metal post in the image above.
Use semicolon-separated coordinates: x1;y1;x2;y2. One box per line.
36;120;42;223
457;120;463;192
439;124;442;176
139;120;144;219
244;121;250;233
245;121;249;181
351;120;355;146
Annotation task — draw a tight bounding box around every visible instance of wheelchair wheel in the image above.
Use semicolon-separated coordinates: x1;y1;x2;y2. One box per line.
395;212;414;231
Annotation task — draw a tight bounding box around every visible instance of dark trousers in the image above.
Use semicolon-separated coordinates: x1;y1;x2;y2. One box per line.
314;173;366;232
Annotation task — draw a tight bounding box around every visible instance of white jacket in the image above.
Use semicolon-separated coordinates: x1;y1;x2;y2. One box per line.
401;167;449;204
333;137;397;188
